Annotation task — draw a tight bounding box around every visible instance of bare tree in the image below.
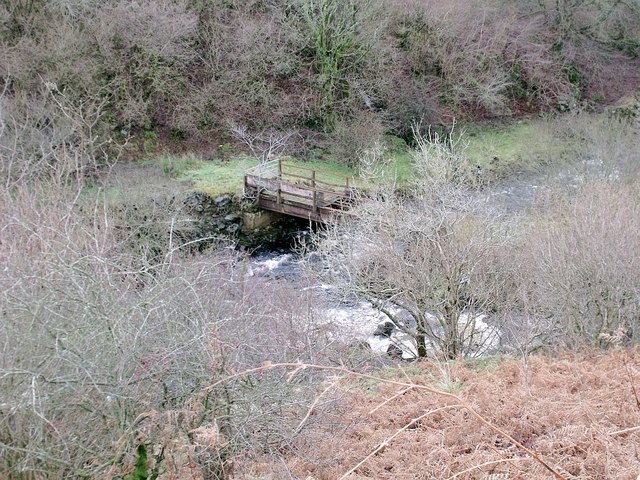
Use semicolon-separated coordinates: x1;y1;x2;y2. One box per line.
227;120;297;163
309;128;510;359
519;180;640;347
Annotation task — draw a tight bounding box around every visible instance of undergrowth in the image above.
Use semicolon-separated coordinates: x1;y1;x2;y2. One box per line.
234;350;640;479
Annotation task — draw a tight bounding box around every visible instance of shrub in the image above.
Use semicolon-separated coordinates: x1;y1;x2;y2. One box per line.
159;153;203;178
0;181;345;478
331;110;386;166
521;181;640;347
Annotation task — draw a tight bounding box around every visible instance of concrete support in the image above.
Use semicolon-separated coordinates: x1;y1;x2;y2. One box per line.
242;210;283;230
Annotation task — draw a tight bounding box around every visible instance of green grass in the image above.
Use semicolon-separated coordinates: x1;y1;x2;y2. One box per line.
464;118;562;176
159;153;204;178
179;156;259;196
283;153;413;189
384;150;413;184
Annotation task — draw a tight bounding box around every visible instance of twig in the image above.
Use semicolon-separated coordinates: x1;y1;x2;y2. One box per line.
609;425;640;436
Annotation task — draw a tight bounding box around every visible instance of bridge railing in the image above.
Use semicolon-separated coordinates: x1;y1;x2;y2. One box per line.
244;159;355;216
245;159;279;178
279;162;352;190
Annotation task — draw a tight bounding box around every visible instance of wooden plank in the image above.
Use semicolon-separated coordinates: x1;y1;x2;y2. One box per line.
259;191;311;207
253;187;347;208
284;182;351;198
246;175;338;199
246;175;278;191
280;172;314;182
282;174;346;189
258;197;323;221
280;182;314;200
257;194;352;223
322;193;341;205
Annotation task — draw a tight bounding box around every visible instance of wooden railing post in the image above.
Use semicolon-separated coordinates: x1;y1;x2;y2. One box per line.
312;170;317;213
277;158;282;205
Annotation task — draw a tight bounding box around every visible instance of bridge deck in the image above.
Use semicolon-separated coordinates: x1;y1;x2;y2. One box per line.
244;160;355;222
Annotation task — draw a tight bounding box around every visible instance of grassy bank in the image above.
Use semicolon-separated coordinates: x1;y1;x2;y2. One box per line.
147;113;625;197
464;117;566;177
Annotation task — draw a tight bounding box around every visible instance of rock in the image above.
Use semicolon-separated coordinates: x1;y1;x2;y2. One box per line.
367;335;391;355
373;321;395;338
387;343;403;359
214;195;232;207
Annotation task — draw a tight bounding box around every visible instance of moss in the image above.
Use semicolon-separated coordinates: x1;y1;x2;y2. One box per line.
129;444;148;480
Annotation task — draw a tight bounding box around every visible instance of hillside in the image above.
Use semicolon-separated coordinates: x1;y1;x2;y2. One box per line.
2;0;639;163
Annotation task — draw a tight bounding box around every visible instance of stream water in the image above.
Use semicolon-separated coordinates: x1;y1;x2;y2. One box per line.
248;249;400;350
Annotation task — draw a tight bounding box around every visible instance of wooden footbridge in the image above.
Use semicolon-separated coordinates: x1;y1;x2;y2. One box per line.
244;159;356;222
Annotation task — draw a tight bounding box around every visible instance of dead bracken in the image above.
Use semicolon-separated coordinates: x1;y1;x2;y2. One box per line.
234;350;640;480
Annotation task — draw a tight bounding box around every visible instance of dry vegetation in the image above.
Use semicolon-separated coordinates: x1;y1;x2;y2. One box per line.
237;350;640;479
0;180;347;479
1;109;639;479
